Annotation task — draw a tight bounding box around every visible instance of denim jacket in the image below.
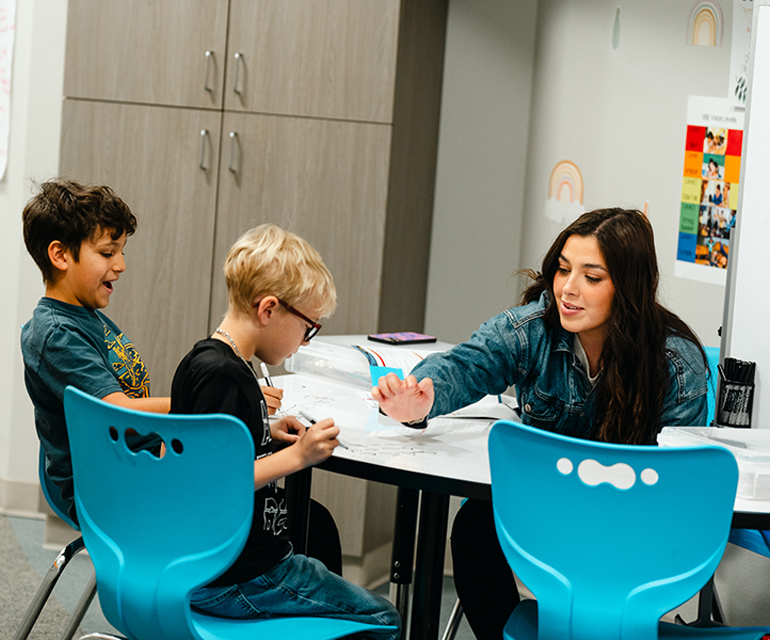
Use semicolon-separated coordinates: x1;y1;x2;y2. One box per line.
413;293;708;443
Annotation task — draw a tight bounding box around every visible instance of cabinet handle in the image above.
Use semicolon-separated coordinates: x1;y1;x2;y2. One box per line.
204;50;214;92
199;129;209;171
228;131;239;173
233;52;243;94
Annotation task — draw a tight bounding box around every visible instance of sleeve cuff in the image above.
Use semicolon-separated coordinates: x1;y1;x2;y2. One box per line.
378;407;429;430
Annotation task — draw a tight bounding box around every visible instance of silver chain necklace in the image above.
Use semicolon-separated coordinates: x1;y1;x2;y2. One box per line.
215;328;260;386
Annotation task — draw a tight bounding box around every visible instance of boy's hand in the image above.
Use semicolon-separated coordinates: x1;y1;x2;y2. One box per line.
261;385;284;415
372;373;434;424
270;415;304;444
297;417;339;467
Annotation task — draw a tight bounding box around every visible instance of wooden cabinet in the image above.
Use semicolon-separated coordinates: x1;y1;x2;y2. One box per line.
210;112;392;335
61;0;448;394
64;0;229;109
59;0;448;582
224;0;400;122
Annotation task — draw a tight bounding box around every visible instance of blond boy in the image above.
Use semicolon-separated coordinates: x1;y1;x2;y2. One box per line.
171;225;399;636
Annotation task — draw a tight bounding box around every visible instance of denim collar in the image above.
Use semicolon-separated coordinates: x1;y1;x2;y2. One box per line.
552;326;594;379
554;327;574;353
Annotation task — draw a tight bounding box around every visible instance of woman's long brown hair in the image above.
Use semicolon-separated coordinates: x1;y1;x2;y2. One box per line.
522;208;706;444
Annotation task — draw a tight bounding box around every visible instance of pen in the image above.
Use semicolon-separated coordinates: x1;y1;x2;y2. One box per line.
299;409;316;424
260;362;274;387
299;410;349;450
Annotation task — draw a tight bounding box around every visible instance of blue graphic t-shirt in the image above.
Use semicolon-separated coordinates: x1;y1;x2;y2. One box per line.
21;297;151;520
104;323;150;398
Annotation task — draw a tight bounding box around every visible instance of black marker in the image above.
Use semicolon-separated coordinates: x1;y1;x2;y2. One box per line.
260;362;274;387
299;410;349;450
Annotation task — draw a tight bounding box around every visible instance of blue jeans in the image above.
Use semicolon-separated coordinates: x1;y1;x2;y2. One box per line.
191;552;401;640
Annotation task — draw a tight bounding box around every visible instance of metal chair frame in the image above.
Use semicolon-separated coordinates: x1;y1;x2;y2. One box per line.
13;447;97;640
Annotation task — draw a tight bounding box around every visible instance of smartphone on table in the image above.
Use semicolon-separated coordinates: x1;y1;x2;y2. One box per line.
367;332;437;345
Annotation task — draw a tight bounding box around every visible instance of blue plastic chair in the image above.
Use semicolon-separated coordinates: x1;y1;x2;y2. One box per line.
12;447;98;640
63;385;397;640
39;446;78;530
488;419;770;640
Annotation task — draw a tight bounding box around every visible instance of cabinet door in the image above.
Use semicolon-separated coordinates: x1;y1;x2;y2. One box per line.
64;0;228;109
210;111;392;336
60;100;222;395
225;0;400;123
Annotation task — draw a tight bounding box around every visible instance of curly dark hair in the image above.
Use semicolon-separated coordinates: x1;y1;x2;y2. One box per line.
23;178;137;284
521;208;706;444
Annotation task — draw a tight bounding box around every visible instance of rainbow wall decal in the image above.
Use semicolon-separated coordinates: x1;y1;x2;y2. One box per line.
548;161;584;204
687;1;723;46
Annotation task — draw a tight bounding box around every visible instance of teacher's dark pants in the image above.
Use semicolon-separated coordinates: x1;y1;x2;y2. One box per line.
450;498;520;640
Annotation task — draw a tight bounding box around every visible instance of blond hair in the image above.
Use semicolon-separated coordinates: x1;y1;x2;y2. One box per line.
224;224;336;318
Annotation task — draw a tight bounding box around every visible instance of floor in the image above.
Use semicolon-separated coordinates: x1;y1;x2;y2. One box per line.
0;512;474;640
7;508;770;637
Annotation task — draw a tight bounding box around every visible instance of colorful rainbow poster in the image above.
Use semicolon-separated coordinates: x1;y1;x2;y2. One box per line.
686;1;724;46
675;96;743;285
543;160;585;225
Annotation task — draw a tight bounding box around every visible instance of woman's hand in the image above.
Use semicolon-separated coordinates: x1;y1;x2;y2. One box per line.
270;415;304;445
371;373;434;424
261;385;284;415
296;417;339;467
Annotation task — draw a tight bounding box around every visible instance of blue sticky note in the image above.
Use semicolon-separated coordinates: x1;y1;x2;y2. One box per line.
370;366;403;386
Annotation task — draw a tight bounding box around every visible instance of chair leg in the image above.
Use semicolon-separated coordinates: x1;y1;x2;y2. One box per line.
711;579;725;625
58;572;98;640
440;599;464;640
689;575;724;628
12;536;88;640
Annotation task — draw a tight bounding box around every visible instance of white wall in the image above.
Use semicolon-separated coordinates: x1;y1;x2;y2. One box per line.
0;0;67;512
520;0;730;348
428;0;732;348
424;0;539;344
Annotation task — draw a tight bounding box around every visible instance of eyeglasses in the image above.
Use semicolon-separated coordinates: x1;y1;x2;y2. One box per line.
278;299;322;342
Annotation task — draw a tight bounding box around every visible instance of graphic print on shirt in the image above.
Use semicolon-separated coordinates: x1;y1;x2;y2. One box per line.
104;325;150;398
263;495;288;536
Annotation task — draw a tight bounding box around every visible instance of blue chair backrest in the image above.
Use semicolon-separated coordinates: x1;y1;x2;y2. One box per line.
488;420;739;640
63;386;255;640
39;446;78;530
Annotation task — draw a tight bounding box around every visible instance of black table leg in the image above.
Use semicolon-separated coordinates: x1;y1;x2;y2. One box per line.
285;467;313;554
391;487;420;634
410;491;450;640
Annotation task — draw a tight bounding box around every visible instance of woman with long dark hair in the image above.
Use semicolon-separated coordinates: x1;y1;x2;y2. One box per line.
373;208;708;640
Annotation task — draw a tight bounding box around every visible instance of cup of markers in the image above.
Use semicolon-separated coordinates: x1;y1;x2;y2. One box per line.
716;357;756;428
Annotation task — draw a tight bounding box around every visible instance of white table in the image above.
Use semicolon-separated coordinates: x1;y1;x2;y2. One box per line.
658;426;770;529
277;372;493;496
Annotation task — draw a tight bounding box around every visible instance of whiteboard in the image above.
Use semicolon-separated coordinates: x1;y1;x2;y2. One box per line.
721;1;770;428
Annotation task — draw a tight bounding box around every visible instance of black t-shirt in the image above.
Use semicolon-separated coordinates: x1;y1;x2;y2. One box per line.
171;338;291;584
